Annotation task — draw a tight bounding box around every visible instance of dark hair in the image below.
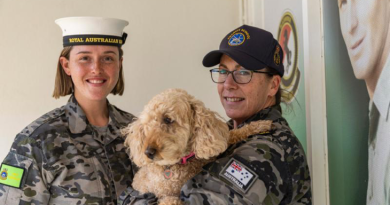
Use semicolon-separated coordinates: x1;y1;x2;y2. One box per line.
52;46;125;99
264;67;284;113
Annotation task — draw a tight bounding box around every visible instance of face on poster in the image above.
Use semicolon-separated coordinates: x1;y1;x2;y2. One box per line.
337;0;390;204
338;0;390;89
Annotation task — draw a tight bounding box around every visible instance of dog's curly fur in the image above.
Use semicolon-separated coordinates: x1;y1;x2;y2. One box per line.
123;89;272;205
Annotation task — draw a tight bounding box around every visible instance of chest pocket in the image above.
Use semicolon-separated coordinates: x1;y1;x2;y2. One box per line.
49;157;110;204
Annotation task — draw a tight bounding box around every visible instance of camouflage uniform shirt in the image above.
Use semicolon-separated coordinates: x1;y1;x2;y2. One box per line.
180;106;312;205
0;95;135;205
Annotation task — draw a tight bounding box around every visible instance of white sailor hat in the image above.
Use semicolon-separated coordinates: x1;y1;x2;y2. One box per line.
55;17;129;47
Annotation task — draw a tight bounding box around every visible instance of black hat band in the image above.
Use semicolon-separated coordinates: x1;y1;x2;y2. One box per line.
63;33;127;47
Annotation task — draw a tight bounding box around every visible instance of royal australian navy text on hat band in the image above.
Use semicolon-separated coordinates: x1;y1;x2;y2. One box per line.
63;34;127;47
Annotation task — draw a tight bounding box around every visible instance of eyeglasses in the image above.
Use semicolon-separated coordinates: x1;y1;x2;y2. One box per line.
210;68;274;84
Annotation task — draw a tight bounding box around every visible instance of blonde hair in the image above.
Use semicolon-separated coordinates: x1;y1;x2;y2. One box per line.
52;46;125;99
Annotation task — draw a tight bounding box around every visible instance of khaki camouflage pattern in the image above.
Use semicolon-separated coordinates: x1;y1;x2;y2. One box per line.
180;106;312;205
0;95;135;205
118;187;158;205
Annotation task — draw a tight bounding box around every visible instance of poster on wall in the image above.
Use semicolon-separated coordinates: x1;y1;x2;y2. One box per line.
335;0;390;204
263;0;307;151
323;0;388;204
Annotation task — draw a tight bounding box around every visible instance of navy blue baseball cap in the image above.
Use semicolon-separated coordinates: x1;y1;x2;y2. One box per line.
203;25;284;77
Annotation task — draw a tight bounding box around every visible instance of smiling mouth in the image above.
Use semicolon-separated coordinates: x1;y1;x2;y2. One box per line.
225;97;244;102
87;79;106;84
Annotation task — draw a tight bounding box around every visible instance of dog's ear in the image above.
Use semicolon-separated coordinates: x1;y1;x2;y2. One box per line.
122;119;147;167
190;97;229;159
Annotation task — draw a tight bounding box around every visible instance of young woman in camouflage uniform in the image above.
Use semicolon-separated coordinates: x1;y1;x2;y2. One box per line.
0;17;135;205
120;25;312;205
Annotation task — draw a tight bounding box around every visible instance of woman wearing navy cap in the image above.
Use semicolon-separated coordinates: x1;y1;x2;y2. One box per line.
0;17;135;205
120;25;312;205
179;25;312;205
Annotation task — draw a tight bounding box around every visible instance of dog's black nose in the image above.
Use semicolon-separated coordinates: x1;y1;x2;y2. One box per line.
145;147;156;159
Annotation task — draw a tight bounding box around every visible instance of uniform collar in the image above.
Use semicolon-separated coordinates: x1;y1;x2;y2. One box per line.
228;105;282;129
65;95;90;134
373;56;390;121
65;95;125;142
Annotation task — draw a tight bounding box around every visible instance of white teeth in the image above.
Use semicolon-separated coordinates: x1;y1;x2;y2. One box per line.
226;97;243;102
89;80;104;84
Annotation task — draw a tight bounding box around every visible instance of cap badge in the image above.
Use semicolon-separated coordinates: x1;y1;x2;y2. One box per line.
228;33;245;46
274;46;281;66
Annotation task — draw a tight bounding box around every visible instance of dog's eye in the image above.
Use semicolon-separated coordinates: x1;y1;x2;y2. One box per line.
163;117;173;124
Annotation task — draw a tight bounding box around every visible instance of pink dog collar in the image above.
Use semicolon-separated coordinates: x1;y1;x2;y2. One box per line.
180;152;195;164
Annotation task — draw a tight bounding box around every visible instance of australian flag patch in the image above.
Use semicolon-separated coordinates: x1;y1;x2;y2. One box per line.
219;158;258;193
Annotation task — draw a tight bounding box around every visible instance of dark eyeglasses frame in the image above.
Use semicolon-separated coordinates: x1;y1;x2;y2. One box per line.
209;68;275;84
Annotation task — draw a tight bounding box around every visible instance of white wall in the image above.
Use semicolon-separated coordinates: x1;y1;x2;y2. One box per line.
0;0;240;160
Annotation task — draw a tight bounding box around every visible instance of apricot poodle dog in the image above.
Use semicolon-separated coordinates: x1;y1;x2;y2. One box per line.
123;89;272;205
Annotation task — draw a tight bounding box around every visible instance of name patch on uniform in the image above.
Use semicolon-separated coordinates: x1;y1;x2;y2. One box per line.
0;163;26;189
219;158;258;193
